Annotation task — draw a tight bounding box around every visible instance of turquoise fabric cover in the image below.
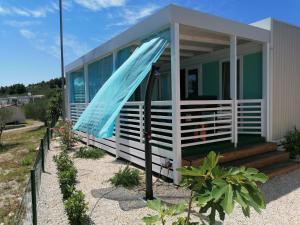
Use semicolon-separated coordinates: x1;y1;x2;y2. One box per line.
73;30;170;138
69;69;85;103
88;55;113;101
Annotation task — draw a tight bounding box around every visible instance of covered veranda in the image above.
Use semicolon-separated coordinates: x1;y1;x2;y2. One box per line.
66;5;270;183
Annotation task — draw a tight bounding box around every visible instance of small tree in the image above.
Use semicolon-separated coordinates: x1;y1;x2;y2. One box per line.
0;108;11;146
143;151;268;225
47;91;62;125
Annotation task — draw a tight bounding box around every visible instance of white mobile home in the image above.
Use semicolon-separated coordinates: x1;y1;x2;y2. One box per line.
65;5;300;183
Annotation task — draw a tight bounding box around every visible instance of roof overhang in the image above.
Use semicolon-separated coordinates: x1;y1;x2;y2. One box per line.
65;4;270;73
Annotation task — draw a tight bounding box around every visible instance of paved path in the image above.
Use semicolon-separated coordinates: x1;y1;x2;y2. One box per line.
3;121;44;133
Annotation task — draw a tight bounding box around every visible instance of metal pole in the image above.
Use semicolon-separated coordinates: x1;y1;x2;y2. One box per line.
59;0;65;121
144;65;159;200
40;138;45;173
47;127;50;150
31;169;37;225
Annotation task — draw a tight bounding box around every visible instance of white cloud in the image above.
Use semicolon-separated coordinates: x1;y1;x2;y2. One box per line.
0;4;58;18
4;20;40;28
20;29;36;39
74;0;126;11
112;5;159;26
0;6;10;15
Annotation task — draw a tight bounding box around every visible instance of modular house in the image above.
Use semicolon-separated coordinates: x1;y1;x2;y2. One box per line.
65;5;300;183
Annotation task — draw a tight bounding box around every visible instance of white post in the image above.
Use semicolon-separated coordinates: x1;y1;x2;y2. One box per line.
230;35;238;147
113;50;121;158
262;42;270;141
171;23;181;184
83;64;90;146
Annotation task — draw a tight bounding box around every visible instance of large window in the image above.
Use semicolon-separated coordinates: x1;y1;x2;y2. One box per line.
69;69;85;103
88;55;113;101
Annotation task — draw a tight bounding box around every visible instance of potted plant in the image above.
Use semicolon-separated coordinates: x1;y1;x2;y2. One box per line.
282;127;300;162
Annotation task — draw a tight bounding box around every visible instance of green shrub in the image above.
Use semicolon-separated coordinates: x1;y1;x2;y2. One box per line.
58;167;77;199
22;98;48;122
47;92;62;124
53;152;74;171
56;121;78;151
143;151;268;225
64;190;88;225
53;152;78;199
109;165;141;188
282;127;300;159
75;146;105;159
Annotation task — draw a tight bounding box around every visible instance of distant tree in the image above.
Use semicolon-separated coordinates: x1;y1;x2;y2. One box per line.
0;108;11;146
22;98;49;122
47;91;62;124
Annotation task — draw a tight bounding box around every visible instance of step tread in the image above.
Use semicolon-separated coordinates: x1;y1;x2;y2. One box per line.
222;151;289;168
182;142;277;166
261;161;300;178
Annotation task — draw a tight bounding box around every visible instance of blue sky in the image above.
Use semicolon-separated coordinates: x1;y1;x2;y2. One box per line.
0;0;299;86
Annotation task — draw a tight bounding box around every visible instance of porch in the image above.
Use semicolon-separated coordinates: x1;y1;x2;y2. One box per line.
67;18;270;183
70;98;265;179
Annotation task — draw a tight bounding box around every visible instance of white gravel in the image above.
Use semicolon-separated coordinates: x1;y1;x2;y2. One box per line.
38;139;300;225
37;139;69;225
74;153;300;225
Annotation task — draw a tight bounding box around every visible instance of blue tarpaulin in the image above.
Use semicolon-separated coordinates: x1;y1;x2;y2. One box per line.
73;30;170;138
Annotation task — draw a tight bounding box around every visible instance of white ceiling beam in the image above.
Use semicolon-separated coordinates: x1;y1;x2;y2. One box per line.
180;34;229;45
180;44;213;52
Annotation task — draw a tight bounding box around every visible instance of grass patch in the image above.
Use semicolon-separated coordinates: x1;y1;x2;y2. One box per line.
109;165;141;188
74;146;105;159
0;126;45;224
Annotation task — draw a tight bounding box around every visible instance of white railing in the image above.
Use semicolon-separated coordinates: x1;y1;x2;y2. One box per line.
119;101;173;150
237;99;263;135
180;100;234;148
70;103;87;122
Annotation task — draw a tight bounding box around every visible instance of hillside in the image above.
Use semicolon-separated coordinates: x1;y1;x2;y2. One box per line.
0;78;64;97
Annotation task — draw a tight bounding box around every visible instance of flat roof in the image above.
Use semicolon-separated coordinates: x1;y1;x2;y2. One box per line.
65;4;270;73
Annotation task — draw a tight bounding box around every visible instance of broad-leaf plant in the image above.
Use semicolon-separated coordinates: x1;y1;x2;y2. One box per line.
143;151;268;225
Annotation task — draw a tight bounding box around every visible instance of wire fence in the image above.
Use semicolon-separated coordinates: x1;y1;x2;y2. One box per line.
12;122;54;225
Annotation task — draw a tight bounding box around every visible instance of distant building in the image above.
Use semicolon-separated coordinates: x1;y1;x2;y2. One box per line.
0;95;44;107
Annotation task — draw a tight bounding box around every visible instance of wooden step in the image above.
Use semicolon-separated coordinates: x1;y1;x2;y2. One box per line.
222;151;289;169
182;143;277;166
261;161;300;178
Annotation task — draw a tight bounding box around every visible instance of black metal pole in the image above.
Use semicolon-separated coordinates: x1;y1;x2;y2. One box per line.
40;138;45;173
144;65;159;200
31;169;37;225
59;0;65;121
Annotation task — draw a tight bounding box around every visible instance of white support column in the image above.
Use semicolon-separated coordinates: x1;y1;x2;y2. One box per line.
83;64;90;146
65;73;70;120
171;23;181;184
230;35;238;147
262;42;270;141
113;50;121;158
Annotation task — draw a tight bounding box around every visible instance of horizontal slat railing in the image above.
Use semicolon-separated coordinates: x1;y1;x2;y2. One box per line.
119;101;173;148
180;100;234;148
237;99;263;135
70;103;87;122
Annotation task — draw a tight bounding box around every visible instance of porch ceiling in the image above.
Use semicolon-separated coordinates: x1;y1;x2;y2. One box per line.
157;24;255;64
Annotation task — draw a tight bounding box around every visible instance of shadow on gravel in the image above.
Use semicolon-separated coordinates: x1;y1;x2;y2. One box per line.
261;170;300;203
91;187;146;212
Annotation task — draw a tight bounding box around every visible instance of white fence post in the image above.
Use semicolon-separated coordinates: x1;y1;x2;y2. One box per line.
230;35;238;147
171;22;182;184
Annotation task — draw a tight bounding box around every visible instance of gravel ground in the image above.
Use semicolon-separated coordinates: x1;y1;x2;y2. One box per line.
37;139;69;225
38;139;300;225
74;153;300;225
